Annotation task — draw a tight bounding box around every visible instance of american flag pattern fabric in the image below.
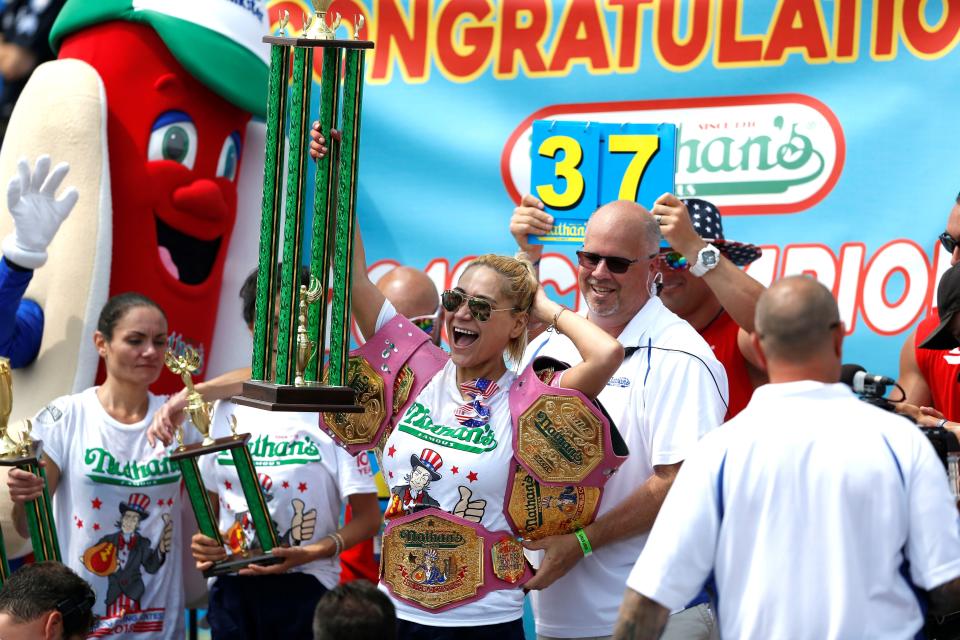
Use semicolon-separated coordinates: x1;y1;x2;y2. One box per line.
681;197;762;266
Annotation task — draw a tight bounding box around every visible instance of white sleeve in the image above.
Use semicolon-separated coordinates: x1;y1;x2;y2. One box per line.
31;395;72;473
905;430;960;589
643;346;728;466
371;300;398;337
626;436;723;609
334;446;378;501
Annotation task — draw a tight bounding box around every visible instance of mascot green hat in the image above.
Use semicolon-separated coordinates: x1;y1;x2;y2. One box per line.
50;0;270;117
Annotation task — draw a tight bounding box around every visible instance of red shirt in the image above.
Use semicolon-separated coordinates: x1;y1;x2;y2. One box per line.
700;311;753;420
339;504;379;583
915;313;960;422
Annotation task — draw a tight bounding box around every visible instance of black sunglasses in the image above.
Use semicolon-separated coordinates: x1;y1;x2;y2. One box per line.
940;231;958;254
576;250;656;274
441;289;520;322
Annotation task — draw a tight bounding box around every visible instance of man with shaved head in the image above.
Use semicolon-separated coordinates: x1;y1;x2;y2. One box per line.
615;276;960;640
513;197;729;640
375;266;441;346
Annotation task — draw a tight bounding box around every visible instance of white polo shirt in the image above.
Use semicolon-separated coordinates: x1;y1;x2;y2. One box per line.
522;296;728;638
628;381;960;640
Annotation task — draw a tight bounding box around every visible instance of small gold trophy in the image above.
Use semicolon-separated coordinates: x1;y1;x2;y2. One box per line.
165;348;281;576
0;358;60;581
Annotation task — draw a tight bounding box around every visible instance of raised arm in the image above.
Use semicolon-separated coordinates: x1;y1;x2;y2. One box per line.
654;193;765;336
530;286;623;398
350;226;386;340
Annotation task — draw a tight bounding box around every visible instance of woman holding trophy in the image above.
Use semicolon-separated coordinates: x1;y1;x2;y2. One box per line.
6;292;194;639
328;223;625;639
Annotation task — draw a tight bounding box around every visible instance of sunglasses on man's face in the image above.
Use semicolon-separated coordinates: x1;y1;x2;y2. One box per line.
576;250;654;274
409;313;438;336
940;231;958;254
658;252;689;271
441;289;519;322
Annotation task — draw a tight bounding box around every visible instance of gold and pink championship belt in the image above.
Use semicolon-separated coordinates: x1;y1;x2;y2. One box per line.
381;508;531;612
503;357;628;540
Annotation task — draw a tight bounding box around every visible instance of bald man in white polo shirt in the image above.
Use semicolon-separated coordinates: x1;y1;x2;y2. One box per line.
513;198;729;640
615;276;960;640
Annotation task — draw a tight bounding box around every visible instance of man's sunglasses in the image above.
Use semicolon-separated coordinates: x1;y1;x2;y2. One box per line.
576;250;656;274
940;231;958;254
659;251;689;271
409;313;438;336
441;289;520;322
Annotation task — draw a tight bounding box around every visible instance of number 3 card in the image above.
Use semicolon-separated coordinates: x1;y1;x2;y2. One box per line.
529;121;677;244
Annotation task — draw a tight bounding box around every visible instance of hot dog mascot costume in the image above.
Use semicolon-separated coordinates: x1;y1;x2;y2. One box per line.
0;0;270;428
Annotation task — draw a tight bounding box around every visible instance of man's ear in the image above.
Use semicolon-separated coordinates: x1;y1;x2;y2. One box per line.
43;609;63;640
833;322;845;357
750;332;768;373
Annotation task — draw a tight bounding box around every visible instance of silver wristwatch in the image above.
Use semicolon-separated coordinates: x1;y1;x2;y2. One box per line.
689;244;720;277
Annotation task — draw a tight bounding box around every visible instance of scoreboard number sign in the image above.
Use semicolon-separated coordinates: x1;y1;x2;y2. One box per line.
529;121;677;244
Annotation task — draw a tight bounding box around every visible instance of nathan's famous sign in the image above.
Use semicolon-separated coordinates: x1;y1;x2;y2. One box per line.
503;94;844;215
266;0;960;83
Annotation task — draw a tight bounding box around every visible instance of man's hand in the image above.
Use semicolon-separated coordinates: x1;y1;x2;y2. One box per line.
238;538;336;576
510;194;553;258
6;466;44;504
651;193;705;261
147;389;188;447
523;533;583;590
1;156;79;270
613;589;670;640
191;532;227;572
452;486;486;523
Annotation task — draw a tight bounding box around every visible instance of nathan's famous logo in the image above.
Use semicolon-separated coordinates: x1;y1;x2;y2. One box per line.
533;410;582;465
398;528;466;548
84;449;180;488
216;434;322;467
397;402;498;454
502;94;844;215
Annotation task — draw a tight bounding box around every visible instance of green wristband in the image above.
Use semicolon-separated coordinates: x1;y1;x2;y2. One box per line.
574;527;593;557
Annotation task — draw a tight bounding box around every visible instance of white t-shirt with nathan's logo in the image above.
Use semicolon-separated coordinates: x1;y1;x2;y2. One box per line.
33;387;192;640
375;302;522;627
200;401;377;588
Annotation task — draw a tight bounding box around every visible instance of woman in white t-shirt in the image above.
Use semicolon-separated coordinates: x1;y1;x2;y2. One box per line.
347;230;624;640
6;292;191;639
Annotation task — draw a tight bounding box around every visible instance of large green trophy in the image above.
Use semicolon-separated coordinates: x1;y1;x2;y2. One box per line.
0;357;60;583
233;1;373;414
165;348;282;576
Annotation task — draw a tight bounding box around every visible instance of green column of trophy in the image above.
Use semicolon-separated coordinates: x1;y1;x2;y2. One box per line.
235;1;374;413
165;349;281;577
0;358;59;574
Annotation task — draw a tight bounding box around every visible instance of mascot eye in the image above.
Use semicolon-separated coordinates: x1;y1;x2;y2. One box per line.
217;133;242;181
148;111;198;170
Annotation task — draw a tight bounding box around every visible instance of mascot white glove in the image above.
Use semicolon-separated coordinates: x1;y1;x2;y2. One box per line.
1;156;79;270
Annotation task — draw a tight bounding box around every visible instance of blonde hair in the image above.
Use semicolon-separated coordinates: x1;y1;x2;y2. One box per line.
463;254;537;363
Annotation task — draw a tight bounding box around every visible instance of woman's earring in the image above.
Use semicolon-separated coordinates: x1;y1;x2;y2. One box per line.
649;272;664;297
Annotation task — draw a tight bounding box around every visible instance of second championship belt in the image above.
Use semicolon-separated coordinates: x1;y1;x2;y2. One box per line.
504;357;629;540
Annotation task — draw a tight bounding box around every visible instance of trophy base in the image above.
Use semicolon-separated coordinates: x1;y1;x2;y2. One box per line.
203;550;284;578
0;440;42;466
232;381;362;413
169;434;251;461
